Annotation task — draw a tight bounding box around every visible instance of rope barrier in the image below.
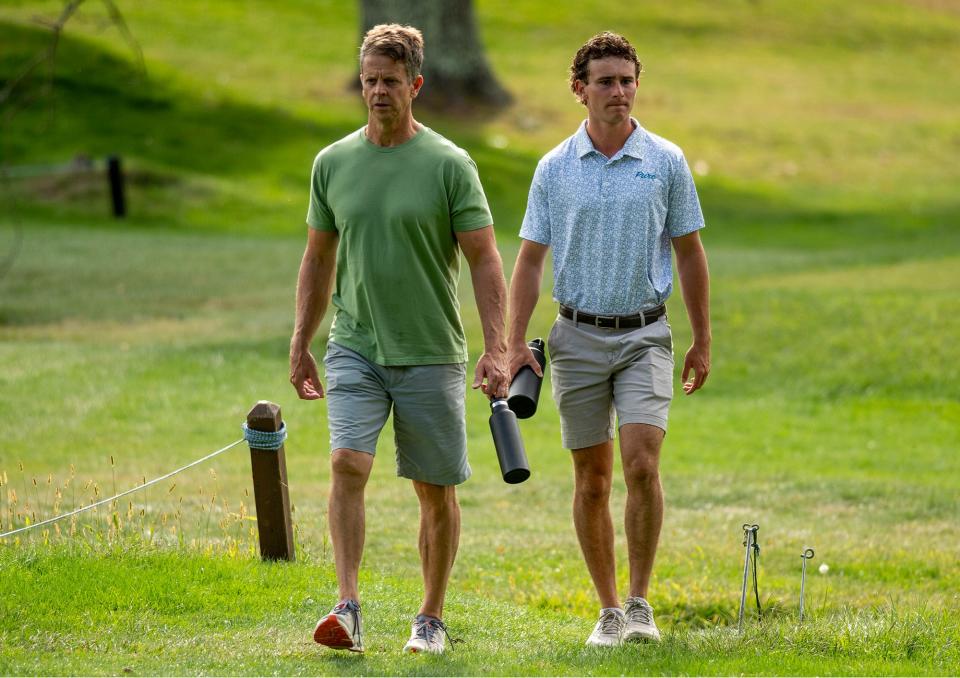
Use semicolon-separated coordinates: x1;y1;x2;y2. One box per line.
241;422;287;450
0;438;245;539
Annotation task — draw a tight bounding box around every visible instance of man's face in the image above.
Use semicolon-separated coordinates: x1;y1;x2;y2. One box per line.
575;56;638;125
360;54;423;122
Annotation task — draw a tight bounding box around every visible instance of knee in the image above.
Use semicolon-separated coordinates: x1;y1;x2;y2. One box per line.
331;451;371;488
575;474;612;505
623;455;660;488
416;483;458;518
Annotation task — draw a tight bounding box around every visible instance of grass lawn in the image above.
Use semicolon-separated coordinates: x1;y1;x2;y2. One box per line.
2;1;959;675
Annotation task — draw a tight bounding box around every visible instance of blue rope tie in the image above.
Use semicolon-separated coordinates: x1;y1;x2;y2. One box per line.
242;422;287;450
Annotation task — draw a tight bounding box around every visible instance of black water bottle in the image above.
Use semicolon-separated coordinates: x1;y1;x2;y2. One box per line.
489;398;530;484
507;338;546;419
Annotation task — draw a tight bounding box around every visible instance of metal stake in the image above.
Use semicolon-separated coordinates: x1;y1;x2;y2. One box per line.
799;547;815;622
738;523;759;633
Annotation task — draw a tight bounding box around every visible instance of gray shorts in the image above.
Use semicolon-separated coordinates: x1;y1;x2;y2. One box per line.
548;313;675;449
323;342;470;486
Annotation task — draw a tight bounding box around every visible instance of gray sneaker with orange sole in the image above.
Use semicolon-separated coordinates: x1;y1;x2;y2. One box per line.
313;599;364;652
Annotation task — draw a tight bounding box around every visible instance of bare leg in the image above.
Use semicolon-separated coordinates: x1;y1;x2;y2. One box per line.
620;423;665;599
329;449;374;602
572;439;619;609
413;480;461;619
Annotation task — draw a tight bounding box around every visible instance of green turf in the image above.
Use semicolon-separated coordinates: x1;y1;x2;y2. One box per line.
1;547;957;676
2;0;959;675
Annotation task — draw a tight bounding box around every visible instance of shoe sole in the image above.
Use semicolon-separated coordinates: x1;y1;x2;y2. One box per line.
314;614;363;652
404;642;444;654
404;644;442;654
624;631;660;643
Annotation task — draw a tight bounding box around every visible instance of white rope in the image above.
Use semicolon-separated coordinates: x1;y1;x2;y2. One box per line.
0;438;245;539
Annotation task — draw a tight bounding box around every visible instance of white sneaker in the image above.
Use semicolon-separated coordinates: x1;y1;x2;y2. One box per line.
404;614;454;654
313;599;364;652
624;596;661;643
586;608;625;647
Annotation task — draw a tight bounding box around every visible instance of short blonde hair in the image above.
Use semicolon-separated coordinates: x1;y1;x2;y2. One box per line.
360;24;424;82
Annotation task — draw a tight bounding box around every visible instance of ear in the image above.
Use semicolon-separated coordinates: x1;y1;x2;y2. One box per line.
411;74;424;97
574;79;587;105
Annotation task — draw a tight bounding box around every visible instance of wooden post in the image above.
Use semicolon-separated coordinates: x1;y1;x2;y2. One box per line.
106;155;126;218
245;401;295;561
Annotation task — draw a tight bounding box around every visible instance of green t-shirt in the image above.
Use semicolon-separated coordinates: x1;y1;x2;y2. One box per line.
306;126;493;365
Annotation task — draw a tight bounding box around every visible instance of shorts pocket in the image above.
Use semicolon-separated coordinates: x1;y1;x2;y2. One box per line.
651;348;674;399
656;318;674;353
547;319;562;360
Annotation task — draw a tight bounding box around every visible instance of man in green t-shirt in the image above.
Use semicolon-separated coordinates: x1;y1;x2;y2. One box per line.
289;24;509;655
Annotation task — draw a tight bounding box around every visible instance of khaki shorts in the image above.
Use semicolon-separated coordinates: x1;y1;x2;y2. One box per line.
323;342;470;486
548;313;675;450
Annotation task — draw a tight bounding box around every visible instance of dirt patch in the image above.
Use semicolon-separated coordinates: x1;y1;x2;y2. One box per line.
903;0;960;16
7;162;179;203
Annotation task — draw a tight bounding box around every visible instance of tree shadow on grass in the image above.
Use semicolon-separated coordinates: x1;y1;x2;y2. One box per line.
5;18;960;254
0;21;354;177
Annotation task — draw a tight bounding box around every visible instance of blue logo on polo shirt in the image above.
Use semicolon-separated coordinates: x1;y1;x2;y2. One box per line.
635;171;657;180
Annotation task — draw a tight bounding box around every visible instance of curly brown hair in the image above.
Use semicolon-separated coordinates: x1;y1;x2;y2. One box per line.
360;24;424;82
569;32;642;102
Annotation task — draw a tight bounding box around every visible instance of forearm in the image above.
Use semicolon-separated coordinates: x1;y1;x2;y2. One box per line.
292;249;335;350
507;258;543;347
676;245;711;345
469;252;508;355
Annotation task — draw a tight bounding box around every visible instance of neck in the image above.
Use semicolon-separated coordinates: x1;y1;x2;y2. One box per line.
366;113;420;147
585;116;635;158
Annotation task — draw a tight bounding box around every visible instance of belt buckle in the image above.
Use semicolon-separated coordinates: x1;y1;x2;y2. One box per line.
595;315;618;328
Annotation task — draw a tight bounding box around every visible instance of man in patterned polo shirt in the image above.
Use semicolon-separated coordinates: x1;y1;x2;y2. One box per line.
507;32;711;647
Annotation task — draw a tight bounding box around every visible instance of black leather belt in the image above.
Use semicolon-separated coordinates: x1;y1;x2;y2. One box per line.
559;304;666;328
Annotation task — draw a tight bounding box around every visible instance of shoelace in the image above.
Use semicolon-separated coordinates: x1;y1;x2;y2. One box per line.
414;617;462;650
334;600;363;647
626;600;652;626
598;609;624;634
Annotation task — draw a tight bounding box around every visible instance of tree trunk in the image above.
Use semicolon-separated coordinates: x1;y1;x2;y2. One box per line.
358;0;512;111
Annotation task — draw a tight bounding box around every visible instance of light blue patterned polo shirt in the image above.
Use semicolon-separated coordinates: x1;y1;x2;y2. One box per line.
520;118;705;315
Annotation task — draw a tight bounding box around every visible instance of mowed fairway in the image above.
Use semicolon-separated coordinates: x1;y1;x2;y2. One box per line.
2;1;959;675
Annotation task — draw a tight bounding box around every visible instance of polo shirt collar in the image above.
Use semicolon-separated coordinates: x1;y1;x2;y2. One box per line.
574;121;595;158
621;118;646;159
575;117;646;160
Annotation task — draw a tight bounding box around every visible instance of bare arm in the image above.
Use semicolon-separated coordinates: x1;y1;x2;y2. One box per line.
672;230;711;394
289;228;339;400
456;225;510;399
507;239;550;378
